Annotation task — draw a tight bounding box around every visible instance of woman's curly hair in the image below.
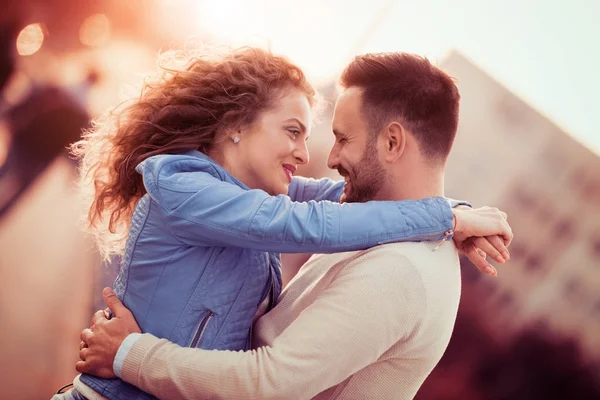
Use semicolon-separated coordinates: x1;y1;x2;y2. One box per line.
72;47;318;261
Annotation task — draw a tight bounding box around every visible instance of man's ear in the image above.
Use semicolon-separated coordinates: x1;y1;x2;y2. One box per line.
381;121;406;162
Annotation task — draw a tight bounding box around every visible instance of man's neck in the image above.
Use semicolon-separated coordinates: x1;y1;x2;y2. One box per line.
376;167;445;201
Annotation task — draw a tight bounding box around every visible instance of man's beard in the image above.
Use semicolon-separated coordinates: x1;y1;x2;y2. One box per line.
339;142;386;203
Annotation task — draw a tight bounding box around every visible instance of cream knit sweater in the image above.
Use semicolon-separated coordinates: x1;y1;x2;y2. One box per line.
108;240;461;399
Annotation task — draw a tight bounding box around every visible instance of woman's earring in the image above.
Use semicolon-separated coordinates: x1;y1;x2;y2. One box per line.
233;136;240;144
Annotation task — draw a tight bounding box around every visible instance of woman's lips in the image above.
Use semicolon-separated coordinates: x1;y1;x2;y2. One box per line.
282;164;296;183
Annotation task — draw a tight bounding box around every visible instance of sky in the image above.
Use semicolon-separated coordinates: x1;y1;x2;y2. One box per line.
363;0;599;155
182;0;599;154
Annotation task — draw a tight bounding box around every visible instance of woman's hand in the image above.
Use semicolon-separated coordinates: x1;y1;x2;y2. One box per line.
451;206;513;276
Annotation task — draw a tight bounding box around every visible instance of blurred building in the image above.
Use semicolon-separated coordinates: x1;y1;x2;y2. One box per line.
440;51;600;362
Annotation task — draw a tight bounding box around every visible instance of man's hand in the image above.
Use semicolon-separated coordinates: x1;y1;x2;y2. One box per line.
454;236;505;276
76;287;141;379
451;206;513;276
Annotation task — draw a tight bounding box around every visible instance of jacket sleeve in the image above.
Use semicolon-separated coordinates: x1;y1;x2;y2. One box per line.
287;176;344;203
143;162;454;253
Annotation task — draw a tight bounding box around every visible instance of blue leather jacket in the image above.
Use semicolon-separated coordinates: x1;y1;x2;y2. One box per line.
81;150;456;399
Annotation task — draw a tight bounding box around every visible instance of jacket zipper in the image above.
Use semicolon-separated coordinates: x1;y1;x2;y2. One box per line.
374;230;454;248
190;311;213;348
433;230;454;251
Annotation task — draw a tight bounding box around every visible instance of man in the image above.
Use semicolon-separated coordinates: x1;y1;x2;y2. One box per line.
75;52;511;399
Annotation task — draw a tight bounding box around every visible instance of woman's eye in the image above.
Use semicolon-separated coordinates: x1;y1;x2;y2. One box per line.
287;128;300;137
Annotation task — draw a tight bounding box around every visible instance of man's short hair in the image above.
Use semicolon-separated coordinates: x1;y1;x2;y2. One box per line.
339;52;460;162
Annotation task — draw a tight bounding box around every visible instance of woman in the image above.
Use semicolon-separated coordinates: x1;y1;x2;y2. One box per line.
58;47;506;399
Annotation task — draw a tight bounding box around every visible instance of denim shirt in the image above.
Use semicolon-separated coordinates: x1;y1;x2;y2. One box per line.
80;150;456;399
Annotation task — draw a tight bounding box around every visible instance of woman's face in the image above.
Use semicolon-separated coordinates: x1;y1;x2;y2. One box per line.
231;88;312;195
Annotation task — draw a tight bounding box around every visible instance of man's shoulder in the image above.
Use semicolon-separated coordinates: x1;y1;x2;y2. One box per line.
345;242;461;331
352;241;458;268
334;241;460;292
313;240;458;279
328;245;420;285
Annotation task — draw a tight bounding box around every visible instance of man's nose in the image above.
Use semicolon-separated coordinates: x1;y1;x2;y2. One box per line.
327;145;339;170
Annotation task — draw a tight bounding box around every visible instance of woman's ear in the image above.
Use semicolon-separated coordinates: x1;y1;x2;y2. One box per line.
225;127;243;144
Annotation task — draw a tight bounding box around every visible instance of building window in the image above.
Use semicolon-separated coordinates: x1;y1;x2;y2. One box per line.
496;93;527;129
525;253;543;272
539;146;566;178
591;237;600;260
571;168;586;189
594;299;600;318
497;291;515;308
513;187;536;210
554;219;576;242
564;278;582;298
510;243;527;261
582;179;600;204
536;203;554;224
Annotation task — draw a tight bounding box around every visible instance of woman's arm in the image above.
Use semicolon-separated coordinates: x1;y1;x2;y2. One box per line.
287;176;344;203
146;165;454;253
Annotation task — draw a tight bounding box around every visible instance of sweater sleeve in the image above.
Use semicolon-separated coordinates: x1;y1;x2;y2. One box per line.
120;252;427;400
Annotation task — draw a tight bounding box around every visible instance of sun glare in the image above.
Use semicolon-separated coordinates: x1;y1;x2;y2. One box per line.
194;0;346;84
16;23;45;56
79;13;112;47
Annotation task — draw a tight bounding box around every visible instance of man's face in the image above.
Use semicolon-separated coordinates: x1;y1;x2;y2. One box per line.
328;87;386;203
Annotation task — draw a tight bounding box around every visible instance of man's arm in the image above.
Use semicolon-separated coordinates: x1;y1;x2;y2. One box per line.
119;251;425;400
